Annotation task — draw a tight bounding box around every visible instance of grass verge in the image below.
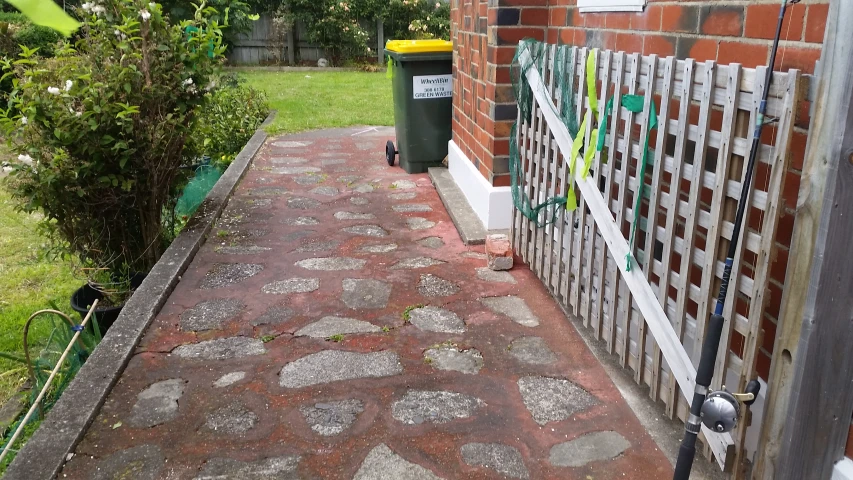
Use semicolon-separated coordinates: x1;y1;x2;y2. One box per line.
0;186;83;473
239;70;394;135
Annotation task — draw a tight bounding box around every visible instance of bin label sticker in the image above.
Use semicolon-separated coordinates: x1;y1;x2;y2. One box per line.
413;75;452;99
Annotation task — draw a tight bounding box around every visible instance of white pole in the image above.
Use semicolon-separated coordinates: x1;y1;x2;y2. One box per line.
0;300;99;465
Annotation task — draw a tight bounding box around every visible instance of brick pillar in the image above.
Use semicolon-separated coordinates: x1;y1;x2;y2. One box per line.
451;0;545;188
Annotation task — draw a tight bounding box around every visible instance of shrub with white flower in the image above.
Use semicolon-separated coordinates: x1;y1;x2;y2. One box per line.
0;0;226;273
285;0;372;65
392;0;448;40
280;0;448;64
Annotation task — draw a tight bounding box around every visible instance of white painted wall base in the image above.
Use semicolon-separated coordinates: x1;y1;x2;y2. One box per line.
447;140;513;230
833;458;853;480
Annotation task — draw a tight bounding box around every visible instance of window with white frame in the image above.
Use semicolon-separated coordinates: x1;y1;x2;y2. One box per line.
577;0;646;13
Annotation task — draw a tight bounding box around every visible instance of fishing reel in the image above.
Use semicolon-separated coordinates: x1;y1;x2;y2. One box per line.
700;380;761;433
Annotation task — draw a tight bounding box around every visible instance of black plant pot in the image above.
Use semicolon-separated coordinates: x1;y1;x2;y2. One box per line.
70;273;146;334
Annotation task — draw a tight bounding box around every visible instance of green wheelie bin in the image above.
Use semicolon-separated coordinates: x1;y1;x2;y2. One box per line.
384;39;453;174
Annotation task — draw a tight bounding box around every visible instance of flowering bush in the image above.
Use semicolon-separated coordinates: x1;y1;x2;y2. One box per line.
276;0;449;65
385;0;449;40
0;0;226;273
283;0;371;65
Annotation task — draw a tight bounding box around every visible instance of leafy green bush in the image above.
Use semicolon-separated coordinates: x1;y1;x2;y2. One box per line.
0;12;27;24
0;11;63;59
1;14;62;109
188;77;269;168
159;0;262;44
383;0;449;41
282;0;369;65
0;0;226;274
11;23;62;57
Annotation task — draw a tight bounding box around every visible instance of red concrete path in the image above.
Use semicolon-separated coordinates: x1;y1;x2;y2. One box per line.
60;127;672;479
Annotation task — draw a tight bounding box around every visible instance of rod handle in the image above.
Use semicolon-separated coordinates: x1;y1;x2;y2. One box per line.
744;379;761;406
673;433;698;480
697;314;725;387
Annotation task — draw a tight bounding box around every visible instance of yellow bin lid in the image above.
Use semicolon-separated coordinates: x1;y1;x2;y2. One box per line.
385;39;453;54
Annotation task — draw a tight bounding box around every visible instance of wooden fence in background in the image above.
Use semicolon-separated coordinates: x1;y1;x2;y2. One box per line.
227;14;385;65
227;15;325;65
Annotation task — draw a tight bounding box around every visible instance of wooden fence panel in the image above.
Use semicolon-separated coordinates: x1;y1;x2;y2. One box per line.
228;16;327;65
513;43;802;474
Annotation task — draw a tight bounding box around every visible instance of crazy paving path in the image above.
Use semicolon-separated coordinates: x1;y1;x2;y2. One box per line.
61;127;672;479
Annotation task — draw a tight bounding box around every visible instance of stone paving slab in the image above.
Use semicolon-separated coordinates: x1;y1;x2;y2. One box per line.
300;399;364;436
461;442;530;479
60;127;672;480
279;350;403;388
195;455;301;479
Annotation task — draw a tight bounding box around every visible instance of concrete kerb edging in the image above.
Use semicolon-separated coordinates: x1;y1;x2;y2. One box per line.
428;167;488;245
3;111;276;480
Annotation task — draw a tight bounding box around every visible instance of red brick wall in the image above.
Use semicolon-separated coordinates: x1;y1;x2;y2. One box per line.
550;1;826;74
450;0;827;381
450;0;547;187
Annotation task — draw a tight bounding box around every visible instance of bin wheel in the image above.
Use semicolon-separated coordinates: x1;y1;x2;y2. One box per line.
386;140;397;166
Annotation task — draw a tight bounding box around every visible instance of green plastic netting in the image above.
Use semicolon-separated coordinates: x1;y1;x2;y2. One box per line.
175;164;223;219
510;40;580;228
509;40;659;270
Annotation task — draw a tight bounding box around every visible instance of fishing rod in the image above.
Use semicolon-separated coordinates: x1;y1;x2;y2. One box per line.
672;0;799;478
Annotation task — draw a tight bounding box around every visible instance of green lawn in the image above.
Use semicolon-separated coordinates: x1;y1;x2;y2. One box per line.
0;180;84;473
0;187;83;408
240;70;394;135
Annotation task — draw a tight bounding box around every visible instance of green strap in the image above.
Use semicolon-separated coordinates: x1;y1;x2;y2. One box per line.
582;129;598;179
567;50;601;211
567;110;590;212
596;97;614;153
386;57;393;79
586;51;598;115
580;50;600;180
621;94;658;271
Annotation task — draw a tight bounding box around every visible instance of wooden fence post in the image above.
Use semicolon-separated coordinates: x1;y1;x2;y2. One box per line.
377;18;384;65
286;27;296;65
756;1;853;478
